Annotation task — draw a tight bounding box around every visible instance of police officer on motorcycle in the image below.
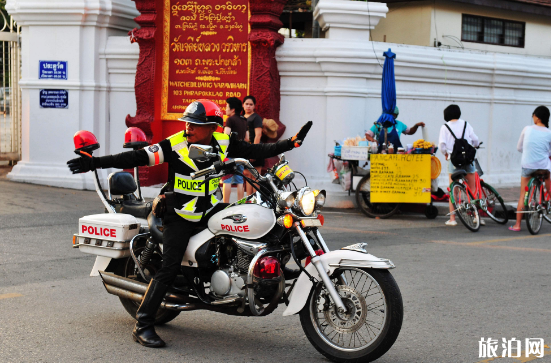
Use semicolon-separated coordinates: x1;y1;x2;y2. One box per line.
67;99;312;348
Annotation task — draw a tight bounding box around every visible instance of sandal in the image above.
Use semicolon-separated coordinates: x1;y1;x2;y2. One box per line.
508;226;521;232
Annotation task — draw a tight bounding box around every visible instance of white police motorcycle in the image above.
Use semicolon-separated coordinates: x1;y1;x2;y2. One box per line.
72;131;403;363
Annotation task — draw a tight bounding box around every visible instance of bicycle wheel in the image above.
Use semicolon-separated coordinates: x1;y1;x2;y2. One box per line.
355;173;400;219
480;182;509;224
451;182;480;232
525;182;543;235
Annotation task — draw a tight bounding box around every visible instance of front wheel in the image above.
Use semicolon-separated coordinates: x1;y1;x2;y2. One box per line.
299;268;403;363
480;182;508;224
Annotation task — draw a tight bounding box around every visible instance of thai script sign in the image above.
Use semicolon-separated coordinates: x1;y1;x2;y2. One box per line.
162;0;250;120
370;154;431;203
39;61;67;80
39;89;68;109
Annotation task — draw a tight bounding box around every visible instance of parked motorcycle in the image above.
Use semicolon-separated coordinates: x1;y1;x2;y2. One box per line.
71;130;403;362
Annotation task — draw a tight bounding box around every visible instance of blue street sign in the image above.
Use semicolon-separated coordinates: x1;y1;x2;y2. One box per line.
39;61;67;80
40;89;68;109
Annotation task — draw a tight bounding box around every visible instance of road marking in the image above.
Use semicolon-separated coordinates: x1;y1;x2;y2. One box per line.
321;211;361;215
476;344;551;362
0;293;23;300
464;233;551;245
431;240;551;253
322;226;394;235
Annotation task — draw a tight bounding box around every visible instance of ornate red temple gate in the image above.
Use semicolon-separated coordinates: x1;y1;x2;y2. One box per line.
126;0;287;186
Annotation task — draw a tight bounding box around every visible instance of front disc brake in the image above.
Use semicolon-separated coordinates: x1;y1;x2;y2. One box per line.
323;286;367;334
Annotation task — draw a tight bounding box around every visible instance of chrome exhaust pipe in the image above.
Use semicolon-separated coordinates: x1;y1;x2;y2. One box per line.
102;283;198;311
99;271;189;304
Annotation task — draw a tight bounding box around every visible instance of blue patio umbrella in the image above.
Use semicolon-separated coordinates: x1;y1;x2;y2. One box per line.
376;49;397;128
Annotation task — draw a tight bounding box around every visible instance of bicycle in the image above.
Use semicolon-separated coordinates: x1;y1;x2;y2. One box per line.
522;169;550;235
449;158;508;232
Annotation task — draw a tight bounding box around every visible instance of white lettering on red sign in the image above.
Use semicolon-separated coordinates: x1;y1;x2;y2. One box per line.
81;225;117;238
221;224;250;233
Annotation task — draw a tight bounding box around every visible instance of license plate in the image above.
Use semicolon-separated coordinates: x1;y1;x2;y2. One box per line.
301;219;322;227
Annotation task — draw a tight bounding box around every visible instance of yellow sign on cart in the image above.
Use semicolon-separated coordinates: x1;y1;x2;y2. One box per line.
370;154;431;203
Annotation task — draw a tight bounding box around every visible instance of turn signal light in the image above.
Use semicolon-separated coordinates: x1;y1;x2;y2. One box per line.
317;214;324;226
283;214;293;228
253;256;281;279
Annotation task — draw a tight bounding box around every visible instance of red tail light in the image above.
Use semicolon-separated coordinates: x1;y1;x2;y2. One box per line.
253;256;281;279
525;186;529;192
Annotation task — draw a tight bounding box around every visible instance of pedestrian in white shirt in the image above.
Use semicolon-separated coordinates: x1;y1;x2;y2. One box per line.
438;105;481;226
510;106;551;232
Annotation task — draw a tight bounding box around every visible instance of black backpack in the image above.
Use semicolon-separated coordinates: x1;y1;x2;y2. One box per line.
445;121;476;168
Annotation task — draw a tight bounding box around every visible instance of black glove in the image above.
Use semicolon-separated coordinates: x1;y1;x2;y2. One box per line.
67;151;96;174
291;121;313;147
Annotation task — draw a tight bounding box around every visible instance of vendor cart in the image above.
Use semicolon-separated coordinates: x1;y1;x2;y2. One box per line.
331;146;441;219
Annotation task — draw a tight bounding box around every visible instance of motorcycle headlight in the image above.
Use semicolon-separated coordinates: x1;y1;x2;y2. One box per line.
294;188;316;216
277;191;295;209
314;190;326;210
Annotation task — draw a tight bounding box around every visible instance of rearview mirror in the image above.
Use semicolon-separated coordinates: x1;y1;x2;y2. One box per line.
189;144;215;162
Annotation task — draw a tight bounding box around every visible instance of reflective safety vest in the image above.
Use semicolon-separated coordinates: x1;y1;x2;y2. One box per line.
167;131;229;222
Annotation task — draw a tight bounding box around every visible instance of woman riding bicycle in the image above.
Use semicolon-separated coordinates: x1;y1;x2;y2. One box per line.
510;106;551;232
438;104;481;226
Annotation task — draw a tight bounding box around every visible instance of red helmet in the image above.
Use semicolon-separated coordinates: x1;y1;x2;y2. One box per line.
123;127;149;149
73;130;99;154
178;99;223;126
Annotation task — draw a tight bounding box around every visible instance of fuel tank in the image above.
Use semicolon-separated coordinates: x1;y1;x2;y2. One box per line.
208;204;276;239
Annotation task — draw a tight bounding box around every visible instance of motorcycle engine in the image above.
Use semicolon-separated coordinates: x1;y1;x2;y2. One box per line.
210;268;246;297
209;242;253;298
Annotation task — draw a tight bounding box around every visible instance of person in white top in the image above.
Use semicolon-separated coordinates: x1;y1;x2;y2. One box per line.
510;106;551;231
438;105;481;226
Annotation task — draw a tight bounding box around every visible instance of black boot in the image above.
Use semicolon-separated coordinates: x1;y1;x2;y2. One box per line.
132;279;167;348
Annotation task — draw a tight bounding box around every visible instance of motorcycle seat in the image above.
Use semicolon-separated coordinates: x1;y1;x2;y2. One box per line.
147;212;164;243
120;200;152;219
451;169;467;181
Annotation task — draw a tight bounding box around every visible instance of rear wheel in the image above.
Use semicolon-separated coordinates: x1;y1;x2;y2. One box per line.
355;173;400;219
299;268;403;363
110;246;180;325
451;182;480;232
525;182;543;235
480;182;508;224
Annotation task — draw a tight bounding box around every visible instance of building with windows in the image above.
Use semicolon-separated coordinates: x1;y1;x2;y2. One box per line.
371;0;551;57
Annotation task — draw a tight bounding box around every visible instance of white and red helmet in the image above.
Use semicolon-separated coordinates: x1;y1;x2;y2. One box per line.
178;99;223;126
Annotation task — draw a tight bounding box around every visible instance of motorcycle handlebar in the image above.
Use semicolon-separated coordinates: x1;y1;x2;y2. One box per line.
191;165;216;179
191;159;261;180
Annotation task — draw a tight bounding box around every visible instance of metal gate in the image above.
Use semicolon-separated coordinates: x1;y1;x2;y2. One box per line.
0;9;20;164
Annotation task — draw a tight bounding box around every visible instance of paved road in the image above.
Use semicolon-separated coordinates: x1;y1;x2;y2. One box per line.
1;179;551;362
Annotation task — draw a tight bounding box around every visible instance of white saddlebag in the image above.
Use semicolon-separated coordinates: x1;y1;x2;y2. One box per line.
75;214;141;259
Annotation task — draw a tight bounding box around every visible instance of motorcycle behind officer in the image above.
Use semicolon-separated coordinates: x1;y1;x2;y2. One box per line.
67;99;312;348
